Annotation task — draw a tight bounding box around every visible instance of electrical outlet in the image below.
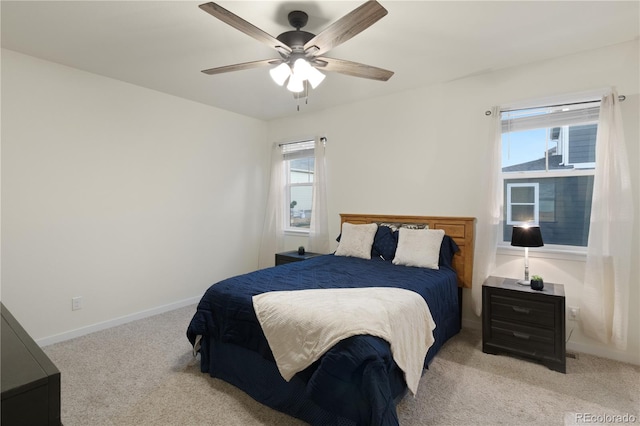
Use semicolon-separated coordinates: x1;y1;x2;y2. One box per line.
568;306;580;321
72;296;83;311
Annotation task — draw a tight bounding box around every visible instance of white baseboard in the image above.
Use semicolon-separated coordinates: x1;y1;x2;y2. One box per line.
567;341;640;366
36;296;200;347
37;297;639;366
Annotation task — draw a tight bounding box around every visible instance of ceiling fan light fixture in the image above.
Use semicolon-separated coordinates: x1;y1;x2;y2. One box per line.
269;63;292;86
293;58;314;80
292;58;325;89
306;66;326;89
200;1;394;102
286;74;304;93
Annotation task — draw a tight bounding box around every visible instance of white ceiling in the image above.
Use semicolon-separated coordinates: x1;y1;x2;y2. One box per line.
2;1;638;121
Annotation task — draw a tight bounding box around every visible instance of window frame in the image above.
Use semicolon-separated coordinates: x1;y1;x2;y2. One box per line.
282;140;315;234
506;182;539;226
500;103;599;248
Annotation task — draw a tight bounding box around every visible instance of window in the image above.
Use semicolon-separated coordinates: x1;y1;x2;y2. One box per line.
501;101;599;247
506;183;539;225
282;140;315;231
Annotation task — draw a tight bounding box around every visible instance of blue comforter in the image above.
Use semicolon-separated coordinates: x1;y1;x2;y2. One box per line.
187;255;460;425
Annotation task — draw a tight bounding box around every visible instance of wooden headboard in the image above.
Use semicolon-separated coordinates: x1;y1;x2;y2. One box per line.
340;214;475;289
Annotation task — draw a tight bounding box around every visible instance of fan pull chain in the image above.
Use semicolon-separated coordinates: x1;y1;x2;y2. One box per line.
294;83;309;112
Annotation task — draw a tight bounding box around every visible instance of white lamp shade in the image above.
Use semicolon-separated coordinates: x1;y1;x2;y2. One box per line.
292;58;312;80
269;63;291;86
286;74;304;93
291;58;325;89
306;66;325;89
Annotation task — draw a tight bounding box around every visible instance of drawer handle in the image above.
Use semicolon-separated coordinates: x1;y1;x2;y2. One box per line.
512;331;531;340
512;306;531;314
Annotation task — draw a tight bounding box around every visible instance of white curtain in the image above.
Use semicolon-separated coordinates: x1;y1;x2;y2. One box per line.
471;106;503;315
258;142;285;269
309;138;330;253
581;90;634;349
258;139;329;268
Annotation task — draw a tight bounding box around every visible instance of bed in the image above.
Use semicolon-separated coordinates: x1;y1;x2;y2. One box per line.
187;214;475;426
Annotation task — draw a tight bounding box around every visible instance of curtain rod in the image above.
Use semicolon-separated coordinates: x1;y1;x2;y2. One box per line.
278;137;327;147
485;95;626;116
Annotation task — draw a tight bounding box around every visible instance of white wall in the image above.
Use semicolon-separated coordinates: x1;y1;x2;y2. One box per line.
267;40;640;364
2;39;637;365
1;49;269;343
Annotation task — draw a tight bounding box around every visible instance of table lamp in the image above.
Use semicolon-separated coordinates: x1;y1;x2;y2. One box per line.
511;226;544;285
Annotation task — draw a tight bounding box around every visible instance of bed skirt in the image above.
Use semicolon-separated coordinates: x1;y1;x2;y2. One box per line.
198;313;459;426
200;335;411;426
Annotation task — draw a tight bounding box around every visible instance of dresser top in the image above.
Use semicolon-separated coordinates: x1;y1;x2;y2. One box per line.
483;276;565;297
1;303;60;396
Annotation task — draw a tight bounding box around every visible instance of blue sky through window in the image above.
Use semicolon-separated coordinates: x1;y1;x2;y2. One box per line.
502;128;549;168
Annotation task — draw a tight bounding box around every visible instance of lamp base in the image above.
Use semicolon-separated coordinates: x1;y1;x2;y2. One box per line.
516;279;530;286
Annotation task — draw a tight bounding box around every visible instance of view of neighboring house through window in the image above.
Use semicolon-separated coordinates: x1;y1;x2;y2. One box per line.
501;101;599;247
282;140;315;231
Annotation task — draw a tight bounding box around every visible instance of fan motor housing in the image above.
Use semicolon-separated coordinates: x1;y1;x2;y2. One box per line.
277;30;315;52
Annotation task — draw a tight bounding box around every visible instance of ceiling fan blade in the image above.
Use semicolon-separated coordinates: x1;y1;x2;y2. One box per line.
202;59;282;75
303;0;387;57
199;2;291;54
314;57;394;81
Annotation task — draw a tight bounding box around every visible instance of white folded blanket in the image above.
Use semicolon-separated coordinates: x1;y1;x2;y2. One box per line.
252;287;436;395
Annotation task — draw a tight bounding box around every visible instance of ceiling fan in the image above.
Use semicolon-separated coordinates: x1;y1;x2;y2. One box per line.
199;1;394;96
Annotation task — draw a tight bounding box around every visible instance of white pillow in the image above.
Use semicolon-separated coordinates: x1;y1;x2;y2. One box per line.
334;223;378;259
392;228;445;269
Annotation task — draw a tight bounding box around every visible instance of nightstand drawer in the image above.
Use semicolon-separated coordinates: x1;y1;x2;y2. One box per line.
490;295;555;327
490;319;556;355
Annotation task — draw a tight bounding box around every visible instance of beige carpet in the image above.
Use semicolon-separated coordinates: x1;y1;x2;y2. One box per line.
43;305;639;425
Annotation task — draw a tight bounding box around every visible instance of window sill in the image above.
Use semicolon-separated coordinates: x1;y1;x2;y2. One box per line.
497;244;587;262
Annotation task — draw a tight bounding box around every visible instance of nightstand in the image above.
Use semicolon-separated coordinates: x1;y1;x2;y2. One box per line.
275;250;324;266
482;276;566;373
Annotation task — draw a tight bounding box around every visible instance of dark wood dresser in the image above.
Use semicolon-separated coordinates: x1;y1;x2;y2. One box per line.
1;303;62;425
482;276;566;373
